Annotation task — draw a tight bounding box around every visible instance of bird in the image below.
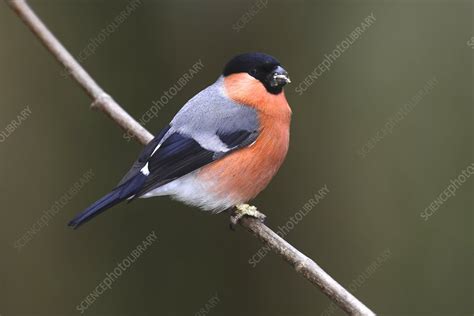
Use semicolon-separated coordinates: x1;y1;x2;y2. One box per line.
68;52;292;229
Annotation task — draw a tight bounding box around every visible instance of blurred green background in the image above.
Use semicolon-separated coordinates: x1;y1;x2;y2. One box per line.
0;0;472;315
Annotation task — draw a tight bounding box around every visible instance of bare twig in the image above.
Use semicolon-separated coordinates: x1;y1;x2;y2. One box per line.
6;1;376;315
7;0;152;145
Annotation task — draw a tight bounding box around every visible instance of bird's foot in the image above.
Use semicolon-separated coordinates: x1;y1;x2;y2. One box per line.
229;204;266;230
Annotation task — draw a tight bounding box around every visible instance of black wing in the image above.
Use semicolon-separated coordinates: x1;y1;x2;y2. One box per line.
132;129;258;198
117;125;171;186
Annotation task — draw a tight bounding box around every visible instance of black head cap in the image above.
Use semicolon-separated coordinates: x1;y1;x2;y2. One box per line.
223;52;291;94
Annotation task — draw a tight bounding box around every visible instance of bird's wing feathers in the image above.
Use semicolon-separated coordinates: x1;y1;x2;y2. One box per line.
124;78;260;198
117;125;171;186
132;132;217;197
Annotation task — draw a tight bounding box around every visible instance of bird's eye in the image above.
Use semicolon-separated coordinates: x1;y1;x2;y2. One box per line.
249;69;257;76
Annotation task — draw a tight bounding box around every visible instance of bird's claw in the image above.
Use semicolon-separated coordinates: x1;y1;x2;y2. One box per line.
229;204;266;230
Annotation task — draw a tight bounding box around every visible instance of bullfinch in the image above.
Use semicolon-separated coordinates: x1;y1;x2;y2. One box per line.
68;52;292;229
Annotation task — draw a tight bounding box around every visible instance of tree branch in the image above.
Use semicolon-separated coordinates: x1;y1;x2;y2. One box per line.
7;0;152;145
7;1;375;315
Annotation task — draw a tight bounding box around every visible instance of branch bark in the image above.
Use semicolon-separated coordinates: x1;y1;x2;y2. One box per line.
7;1;376;315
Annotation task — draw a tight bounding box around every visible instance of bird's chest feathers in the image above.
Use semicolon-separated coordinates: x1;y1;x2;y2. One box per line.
247;93;291;175
197;74;291;201
222;72;292;169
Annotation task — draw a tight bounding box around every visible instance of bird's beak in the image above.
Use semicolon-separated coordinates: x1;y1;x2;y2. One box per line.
269;66;291;87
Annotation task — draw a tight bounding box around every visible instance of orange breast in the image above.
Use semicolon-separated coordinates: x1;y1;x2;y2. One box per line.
197;73;291;203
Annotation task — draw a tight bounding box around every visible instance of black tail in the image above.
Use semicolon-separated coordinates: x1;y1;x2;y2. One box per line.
68;173;147;229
